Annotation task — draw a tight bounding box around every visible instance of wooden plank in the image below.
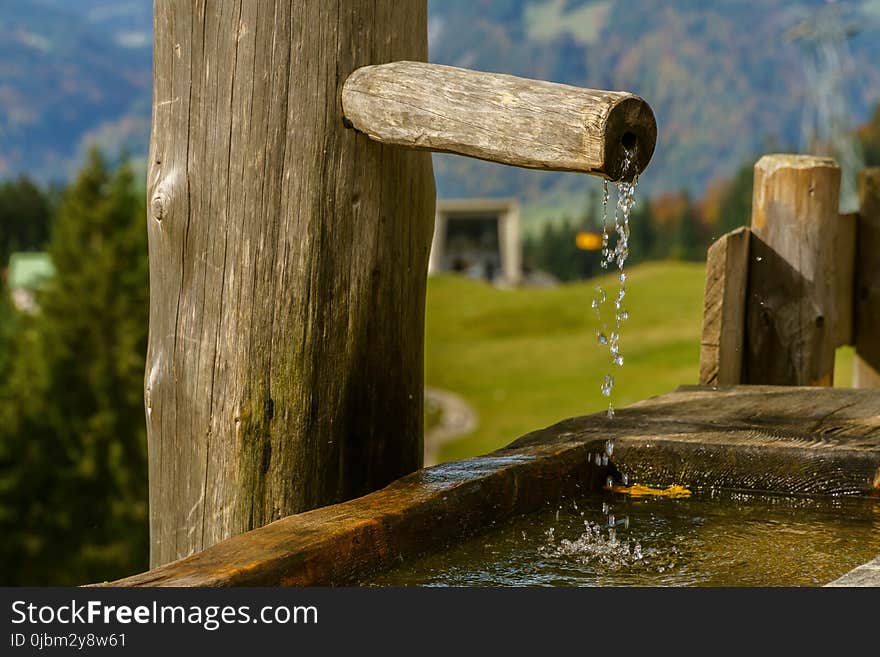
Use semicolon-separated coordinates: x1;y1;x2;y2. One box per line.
854;168;880;379
835;213;857;347
699;226;750;385
146;2;436;567
744;154;841;386
342;61;657;181
97;386;880;587
853;356;880;388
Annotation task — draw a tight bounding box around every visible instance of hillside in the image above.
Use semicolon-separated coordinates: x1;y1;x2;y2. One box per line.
426;262;856;462
0;0;151;179
2;1;880;218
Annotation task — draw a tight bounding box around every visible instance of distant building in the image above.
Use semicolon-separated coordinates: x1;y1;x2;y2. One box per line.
7;252;54;314
428;198;521;286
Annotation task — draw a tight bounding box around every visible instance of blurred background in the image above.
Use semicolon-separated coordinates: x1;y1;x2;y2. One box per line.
1;0;879;584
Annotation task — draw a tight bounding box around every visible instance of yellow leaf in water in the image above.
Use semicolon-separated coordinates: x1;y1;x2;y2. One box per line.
606;483;692;498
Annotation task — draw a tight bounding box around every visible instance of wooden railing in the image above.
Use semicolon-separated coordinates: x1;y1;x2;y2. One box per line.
700;158;880;388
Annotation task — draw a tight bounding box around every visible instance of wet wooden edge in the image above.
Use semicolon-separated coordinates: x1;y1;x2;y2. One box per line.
98;385;880;587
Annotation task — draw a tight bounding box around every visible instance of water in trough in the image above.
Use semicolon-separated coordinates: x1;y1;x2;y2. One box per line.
366;491;880;586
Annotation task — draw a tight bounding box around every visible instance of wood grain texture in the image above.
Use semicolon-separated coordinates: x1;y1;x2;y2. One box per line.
854;168;880;375
744;154;840;386
145;1;435;567
699;226;750;385
342;61;657;181
100;385;880;586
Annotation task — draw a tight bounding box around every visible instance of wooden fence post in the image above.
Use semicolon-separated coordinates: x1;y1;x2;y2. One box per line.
744;154;840;386
853;168;880;387
699;226;750;385
145;1;435;566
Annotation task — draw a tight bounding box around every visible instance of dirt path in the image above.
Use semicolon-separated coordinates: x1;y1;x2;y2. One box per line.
424;387;478;466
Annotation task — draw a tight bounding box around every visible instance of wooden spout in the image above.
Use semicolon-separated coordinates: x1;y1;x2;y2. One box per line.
342;61;656;181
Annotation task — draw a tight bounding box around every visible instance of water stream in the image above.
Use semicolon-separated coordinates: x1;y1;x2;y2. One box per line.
591;150;639;540
592;151;638;422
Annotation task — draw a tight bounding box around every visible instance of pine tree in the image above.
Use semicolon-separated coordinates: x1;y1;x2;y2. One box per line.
716;162;754;235
0;149;149;585
672;192;704;261
0;176;53;266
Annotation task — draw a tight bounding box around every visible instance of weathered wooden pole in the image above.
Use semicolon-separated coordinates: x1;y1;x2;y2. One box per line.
342;62;656;181
144;2;658;568
853;168;880;387
744;154;840;386
145;1;435;566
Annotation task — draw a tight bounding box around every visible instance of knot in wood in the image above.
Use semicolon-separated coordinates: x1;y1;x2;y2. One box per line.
151;190;169;223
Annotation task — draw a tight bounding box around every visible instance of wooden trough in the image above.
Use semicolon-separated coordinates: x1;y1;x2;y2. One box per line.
102;385;880;586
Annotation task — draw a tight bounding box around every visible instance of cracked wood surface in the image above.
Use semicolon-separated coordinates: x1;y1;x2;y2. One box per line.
146;1;435;568
342;61;656;181
744;155;841;386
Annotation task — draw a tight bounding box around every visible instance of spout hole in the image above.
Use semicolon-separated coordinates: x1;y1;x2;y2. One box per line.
621;132;637;152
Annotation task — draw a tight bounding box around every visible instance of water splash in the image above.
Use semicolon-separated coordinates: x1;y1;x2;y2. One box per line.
538;515;650;571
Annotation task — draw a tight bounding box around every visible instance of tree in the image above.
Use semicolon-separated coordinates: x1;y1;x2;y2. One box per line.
0;176;53;266
858;102;880;167
0;149;149;585
715;161;754;235
672;192;704;261
627;199;656;263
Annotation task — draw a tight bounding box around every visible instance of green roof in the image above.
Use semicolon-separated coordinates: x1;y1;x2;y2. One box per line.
8;252;55;290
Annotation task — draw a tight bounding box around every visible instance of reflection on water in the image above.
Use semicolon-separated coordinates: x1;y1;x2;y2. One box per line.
366;491;880;586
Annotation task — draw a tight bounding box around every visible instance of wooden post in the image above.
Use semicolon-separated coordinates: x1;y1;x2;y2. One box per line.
853;168;880;387
342;62;657;181
699;226;750;385
744;154;840;386
146;2;435;566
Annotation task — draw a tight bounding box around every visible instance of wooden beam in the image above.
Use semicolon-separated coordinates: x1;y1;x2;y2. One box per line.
744;154;840;386
98;385;880;587
342;61;657;181
699;226;750;385
854;168;880;385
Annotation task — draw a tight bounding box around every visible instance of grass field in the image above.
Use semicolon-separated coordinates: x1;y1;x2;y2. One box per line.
426;261;855;462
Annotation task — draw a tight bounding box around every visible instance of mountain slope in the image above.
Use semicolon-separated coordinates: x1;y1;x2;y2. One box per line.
1;0;879;218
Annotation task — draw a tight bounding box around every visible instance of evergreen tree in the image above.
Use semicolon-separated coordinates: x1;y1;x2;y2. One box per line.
858;103;880;167
716;161;754;234
0;149;149;585
627;199;656;264
672;192;704;261
0;176;53;266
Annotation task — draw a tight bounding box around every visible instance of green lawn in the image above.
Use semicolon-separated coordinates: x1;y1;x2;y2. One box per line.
425;261;855;462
